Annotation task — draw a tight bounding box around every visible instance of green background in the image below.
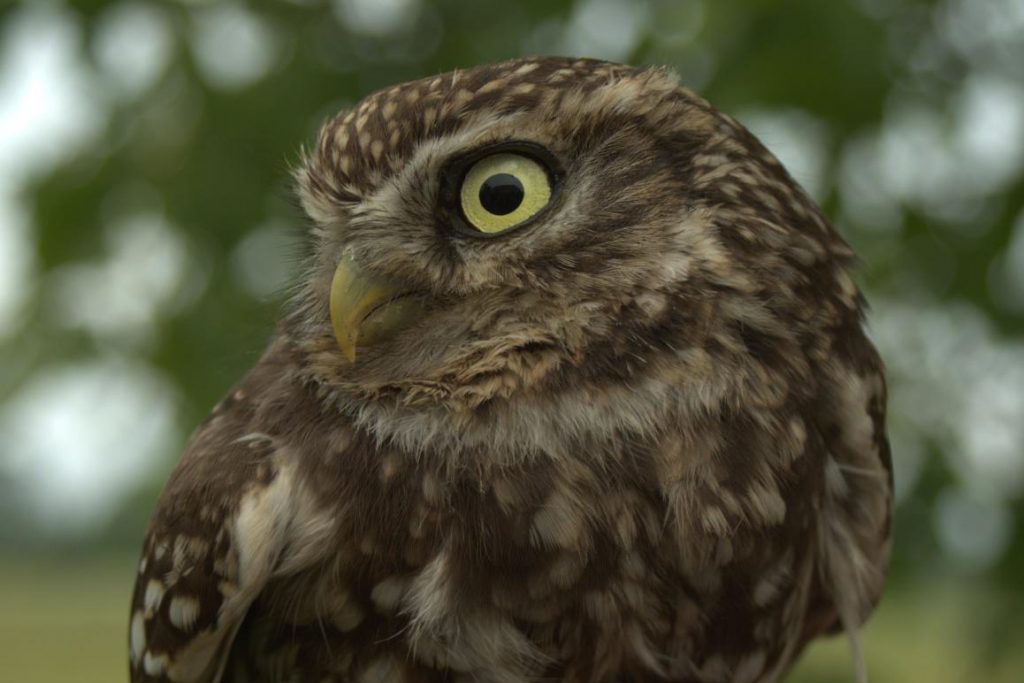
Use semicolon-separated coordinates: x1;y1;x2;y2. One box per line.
1;0;1022;681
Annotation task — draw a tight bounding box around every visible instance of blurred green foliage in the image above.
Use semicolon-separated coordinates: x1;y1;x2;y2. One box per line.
1;0;1023;680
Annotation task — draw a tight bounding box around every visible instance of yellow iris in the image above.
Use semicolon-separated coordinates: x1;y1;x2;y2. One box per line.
459;153;552;234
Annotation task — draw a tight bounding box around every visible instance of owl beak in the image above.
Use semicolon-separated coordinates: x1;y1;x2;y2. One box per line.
329;250;425;362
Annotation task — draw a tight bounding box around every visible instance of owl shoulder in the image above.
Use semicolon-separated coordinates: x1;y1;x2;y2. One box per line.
128;361;339;682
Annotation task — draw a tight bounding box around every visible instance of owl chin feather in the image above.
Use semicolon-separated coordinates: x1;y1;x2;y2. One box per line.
130;56;891;683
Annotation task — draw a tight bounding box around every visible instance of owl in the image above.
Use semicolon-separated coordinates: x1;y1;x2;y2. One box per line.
129;57;891;683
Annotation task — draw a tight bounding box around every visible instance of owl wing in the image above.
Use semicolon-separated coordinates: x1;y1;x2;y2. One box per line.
128;402;299;683
805;352;893;677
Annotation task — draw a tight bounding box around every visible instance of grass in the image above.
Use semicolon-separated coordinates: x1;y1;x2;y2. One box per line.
0;555;136;683
1;555;1021;682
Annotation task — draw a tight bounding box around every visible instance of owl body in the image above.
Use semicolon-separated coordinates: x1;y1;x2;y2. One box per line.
130;58;891;683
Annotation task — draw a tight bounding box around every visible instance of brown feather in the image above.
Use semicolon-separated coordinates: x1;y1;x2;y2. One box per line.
130;57;891;683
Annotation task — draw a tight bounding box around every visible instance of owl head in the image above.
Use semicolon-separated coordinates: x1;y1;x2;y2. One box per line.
289;57;857;436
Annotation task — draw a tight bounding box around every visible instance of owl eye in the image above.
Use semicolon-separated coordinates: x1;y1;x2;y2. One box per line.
458;153;552;234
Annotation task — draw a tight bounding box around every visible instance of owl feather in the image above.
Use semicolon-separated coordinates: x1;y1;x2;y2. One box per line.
129;57;891;683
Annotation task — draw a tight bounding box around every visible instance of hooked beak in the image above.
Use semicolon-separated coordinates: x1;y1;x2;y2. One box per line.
329;249;426;362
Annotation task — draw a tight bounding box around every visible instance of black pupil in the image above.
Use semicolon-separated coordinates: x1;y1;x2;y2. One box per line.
478;173;525;216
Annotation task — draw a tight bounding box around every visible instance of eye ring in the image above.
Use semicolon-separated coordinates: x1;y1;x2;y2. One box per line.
439;142;562;239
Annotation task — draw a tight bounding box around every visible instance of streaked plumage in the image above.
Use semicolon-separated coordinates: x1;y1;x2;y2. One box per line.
129;57;891;683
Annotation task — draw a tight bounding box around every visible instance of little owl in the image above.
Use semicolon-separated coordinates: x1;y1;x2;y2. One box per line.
129;57;892;683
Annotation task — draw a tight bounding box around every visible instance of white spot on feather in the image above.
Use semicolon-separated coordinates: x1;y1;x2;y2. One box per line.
835;372;879;460
404;549;546;677
360;655;401;683
233;463;293;588
753;553;792;607
406;550;452;627
747;480;786;524
371;575;409;613
234;431;272;445
168;595;201;631
333;600;365;631
733;650;766;683
143;579;165;613
790;416;807;451
531;489;586;549
143;651;168;676
130;611;146;664
700;505;729;535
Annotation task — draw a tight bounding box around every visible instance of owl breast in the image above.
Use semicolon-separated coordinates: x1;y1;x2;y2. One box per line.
223;404;819;683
